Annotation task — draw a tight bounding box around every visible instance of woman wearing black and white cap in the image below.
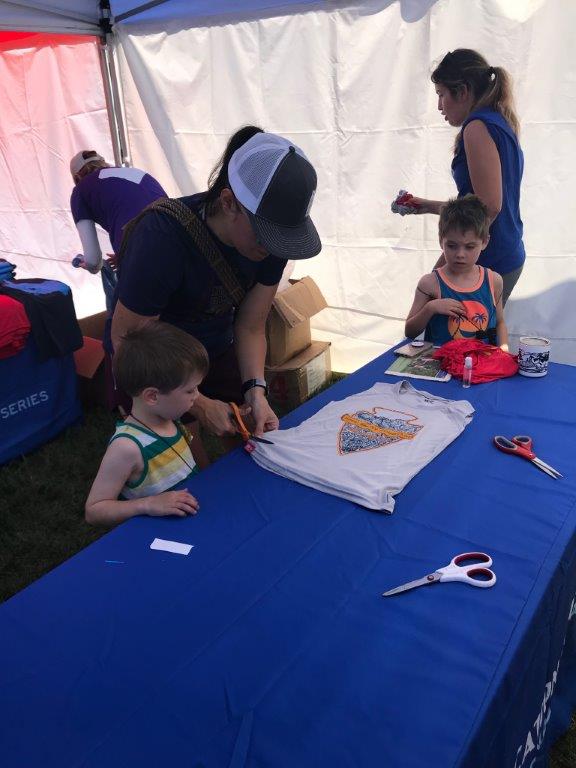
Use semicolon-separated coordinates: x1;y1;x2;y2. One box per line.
111;126;321;446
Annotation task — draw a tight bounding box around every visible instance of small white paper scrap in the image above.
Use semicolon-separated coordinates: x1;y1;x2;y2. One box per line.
150;538;193;556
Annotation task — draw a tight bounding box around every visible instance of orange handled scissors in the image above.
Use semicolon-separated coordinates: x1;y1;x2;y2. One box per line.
229;401;274;445
493;435;562;479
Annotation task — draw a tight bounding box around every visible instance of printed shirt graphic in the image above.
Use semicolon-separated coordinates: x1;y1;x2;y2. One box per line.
251;381;474;512
425;266;497;347
339;408;423;454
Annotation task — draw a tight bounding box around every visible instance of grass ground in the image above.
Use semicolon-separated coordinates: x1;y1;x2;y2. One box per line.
0;377;574;764
0;405;115;603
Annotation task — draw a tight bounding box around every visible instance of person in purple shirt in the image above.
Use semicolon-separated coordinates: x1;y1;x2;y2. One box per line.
69;150;167;274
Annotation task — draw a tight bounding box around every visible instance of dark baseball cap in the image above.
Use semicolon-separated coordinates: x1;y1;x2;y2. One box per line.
228;132;321;260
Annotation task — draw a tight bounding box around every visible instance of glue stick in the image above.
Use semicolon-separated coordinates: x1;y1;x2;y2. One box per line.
462;356;473;388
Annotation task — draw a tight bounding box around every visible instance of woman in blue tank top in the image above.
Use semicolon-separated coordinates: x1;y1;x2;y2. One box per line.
406;49;525;305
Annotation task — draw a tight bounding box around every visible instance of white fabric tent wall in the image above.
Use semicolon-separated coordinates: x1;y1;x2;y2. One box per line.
115;0;576;372
0;33;113;317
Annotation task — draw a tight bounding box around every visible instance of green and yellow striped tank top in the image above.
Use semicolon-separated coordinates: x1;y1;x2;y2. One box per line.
110;420;198;500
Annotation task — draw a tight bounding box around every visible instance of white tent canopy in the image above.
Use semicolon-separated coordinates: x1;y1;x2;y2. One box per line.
1;0;574;372
0;1;100;34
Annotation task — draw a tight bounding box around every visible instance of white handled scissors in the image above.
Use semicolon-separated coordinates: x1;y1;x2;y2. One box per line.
382;552;497;597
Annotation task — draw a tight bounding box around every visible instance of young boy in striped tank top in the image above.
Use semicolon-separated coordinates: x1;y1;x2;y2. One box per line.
86;323;209;525
405;195;509;349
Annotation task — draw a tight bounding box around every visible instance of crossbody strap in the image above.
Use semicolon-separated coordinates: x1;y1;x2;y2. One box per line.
118;197;246;307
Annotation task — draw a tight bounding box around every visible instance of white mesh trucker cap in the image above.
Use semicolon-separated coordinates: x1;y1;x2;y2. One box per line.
228;133;321;260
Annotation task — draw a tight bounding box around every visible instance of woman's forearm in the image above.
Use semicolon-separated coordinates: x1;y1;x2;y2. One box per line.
234;322;267;382
423;200;445;215
111;302;159;353
76;219;103;270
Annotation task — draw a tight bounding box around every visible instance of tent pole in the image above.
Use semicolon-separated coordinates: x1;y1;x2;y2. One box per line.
98;2;129;167
115;0;172;24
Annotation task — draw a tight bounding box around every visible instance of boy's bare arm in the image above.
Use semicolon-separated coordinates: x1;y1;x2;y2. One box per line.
405;274;466;339
492;272;509;350
405;274;439;339
85;438;199;525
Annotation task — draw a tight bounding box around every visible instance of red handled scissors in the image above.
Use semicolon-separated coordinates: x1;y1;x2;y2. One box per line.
382;552;496;597
493;435;562;479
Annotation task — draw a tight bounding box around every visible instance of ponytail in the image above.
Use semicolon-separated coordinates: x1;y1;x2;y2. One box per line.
474;65;520;137
204;125;264;215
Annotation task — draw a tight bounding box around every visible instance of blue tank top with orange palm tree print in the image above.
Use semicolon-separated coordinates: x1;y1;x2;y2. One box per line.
424;266;497;346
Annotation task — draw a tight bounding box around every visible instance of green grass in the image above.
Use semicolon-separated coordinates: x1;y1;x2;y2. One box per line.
0;373;574;763
0;373;346;601
552;715;576;767
0;406;115;603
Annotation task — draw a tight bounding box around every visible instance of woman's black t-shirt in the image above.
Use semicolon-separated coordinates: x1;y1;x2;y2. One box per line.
117;194;287;357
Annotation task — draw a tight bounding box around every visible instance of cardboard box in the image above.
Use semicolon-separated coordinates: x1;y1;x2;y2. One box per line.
77;311;107;341
266;340;331;414
73;311;108;408
266;277;327;366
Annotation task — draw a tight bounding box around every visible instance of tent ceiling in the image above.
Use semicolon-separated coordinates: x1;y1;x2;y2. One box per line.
0;1;101;35
0;0;325;33
113;0;328;24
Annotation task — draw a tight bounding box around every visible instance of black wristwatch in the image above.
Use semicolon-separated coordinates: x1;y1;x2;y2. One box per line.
241;378;268;397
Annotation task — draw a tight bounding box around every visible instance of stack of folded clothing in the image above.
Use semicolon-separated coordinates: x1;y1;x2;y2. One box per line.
0;259;16;282
0;295;31;359
0;278;83;360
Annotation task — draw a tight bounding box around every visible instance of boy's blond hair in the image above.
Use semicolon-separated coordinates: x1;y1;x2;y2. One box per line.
439;195;490;241
114;323;209;397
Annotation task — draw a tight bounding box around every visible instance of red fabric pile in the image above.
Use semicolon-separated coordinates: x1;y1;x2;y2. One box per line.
433;339;518;383
0;295;31;359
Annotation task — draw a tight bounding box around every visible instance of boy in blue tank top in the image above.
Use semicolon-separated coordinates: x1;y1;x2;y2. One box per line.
85;323;209;526
405;195;509;349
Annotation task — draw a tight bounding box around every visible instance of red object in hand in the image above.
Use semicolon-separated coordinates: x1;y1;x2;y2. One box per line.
397;192;417;206
391;189;420;216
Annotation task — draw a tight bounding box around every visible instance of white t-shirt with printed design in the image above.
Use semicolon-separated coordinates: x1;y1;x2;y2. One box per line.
251;380;474;512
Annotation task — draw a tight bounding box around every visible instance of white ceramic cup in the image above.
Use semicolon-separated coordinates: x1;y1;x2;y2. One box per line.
518;336;550;377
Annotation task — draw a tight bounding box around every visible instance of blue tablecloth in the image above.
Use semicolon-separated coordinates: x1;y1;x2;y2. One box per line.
1;348;576;768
